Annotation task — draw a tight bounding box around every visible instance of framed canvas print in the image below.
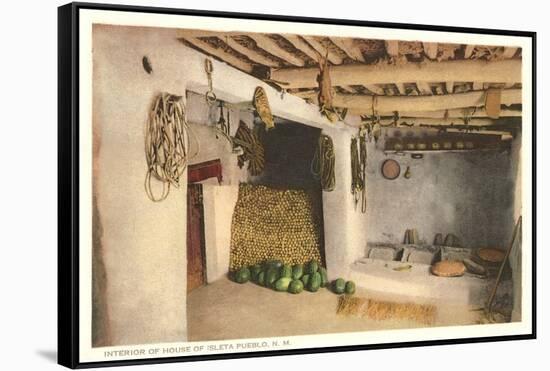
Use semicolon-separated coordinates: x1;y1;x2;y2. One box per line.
58;2;536;368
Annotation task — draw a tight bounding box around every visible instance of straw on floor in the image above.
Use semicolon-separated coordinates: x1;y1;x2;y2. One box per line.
336;295;437;325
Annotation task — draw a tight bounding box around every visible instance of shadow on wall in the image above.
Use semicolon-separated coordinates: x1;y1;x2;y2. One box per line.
92;193;112;347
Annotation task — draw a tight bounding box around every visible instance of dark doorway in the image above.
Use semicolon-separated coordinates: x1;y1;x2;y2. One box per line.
252;118;327;267
186;183;207;293
254;119;322;189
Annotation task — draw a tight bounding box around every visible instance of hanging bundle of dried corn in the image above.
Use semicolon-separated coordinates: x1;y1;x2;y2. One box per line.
144;93;197;202
232;121;265;176
311;134;336;191
229;184;323;270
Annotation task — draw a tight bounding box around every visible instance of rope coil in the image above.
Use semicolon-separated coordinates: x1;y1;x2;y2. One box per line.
311;134;336;192
144;93;198;202
351;128;367;212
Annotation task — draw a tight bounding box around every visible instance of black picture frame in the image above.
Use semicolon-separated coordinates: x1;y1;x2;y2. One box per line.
58;2;537;369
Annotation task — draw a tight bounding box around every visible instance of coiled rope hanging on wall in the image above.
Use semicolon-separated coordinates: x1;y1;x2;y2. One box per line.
351;129;367;212
311;134;335;192
351;136;363;198
144;93;198;202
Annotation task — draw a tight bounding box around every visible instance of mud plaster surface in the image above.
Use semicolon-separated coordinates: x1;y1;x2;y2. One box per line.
187;278;485;341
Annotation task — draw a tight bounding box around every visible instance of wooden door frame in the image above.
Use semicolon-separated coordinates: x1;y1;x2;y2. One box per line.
187;183;207;291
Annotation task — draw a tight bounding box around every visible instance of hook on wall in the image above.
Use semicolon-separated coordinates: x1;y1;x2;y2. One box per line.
142;56;153;74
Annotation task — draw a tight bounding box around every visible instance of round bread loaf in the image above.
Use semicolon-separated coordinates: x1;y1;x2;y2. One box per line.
431;260;466;277
477;248;506;264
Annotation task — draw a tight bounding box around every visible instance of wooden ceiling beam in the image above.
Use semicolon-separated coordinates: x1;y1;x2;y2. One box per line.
378;108;522;119
395;83;407;95
329;37;366;62
423;42;439;60
180;37;254;73
270;59;521;89
501;47;518;59
352;117;513;128
464;44;475;59
292;90;521;118
416;82;433;95
365;84;385;95
219;36;280;67
295;89;522;113
385;40;399;57
246;34;305;66
302;36;344;64
445;81;454;94
280;34;320;62
472;82;483;91
177;29;236;38
339;86;358;94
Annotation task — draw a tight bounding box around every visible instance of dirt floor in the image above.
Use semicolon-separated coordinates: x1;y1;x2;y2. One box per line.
187;278;485;341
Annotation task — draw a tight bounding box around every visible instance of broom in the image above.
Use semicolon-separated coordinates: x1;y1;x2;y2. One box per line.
337;295;437;325
478;215;522;324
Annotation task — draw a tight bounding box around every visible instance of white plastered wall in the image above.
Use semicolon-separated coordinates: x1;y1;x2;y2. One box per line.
185;92;251;283
93;24;367;346
322;125;370;280
510;133;522;321
93;25;191;346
